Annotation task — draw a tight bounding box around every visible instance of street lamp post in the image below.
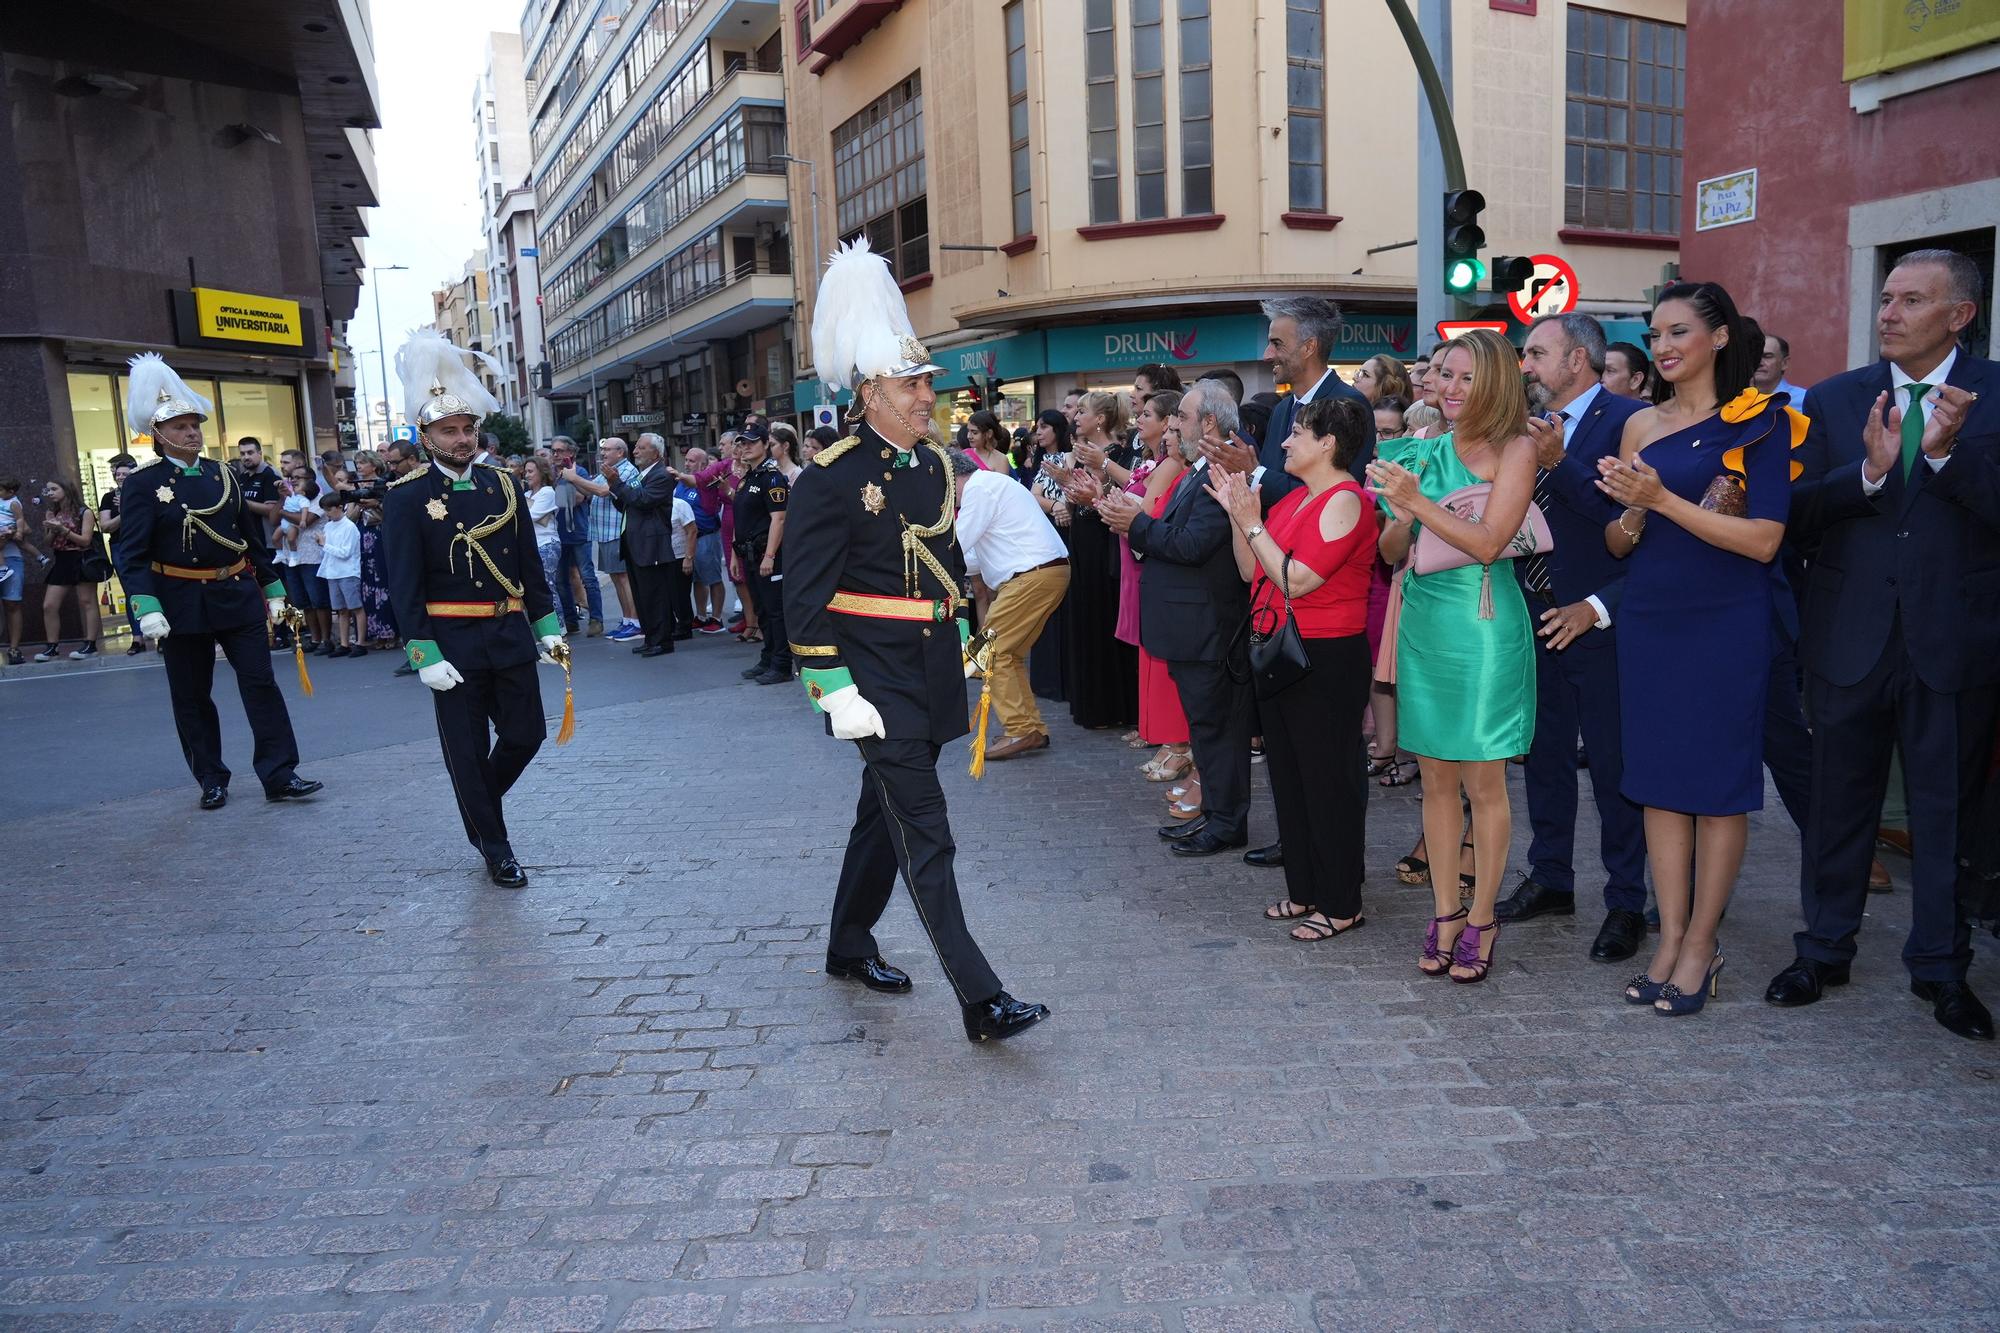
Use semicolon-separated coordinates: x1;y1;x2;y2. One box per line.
369;263;408;451
771;153;821;298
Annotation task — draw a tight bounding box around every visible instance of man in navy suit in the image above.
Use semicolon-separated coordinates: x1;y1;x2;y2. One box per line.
1493;314;1650;961
1770;249;2000;1041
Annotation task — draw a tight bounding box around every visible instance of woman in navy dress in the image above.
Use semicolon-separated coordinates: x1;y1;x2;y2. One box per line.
1596;281;1797;1017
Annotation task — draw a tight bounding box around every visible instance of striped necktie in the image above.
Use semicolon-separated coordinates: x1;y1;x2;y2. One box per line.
1522;411;1565;594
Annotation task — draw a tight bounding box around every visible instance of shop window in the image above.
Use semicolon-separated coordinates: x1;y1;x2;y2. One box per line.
219;381;301;459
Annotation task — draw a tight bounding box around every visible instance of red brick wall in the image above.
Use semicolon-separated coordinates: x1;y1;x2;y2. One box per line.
1680;0;2000;386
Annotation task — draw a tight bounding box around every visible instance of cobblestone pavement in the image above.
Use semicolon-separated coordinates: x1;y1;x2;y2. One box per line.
4;645;1998;1332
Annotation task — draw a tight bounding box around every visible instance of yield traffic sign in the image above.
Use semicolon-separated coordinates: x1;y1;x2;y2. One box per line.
1435;320;1510;341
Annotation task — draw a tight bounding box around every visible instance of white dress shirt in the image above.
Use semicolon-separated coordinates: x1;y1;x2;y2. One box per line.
1863;346;1958;492
956;470;1067;588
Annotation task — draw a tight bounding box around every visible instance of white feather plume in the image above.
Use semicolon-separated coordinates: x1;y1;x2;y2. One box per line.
125;352;211;431
811;236;921;392
394;327;503;425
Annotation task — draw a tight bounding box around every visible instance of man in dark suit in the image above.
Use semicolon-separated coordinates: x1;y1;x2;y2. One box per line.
612;432;679;658
1252;296;1378;509
1493;313;1650;961
1771;248;2000;1041
1101;380;1253;857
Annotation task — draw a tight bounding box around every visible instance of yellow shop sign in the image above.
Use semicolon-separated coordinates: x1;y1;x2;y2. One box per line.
192;287;305;348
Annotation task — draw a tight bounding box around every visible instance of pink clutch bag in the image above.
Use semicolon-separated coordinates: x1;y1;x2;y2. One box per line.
1411;482;1555;576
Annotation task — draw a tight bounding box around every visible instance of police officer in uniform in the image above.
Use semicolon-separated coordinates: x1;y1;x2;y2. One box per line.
785;239;1049;1043
382;330;562;889
733;423;791;685
113;354;322;810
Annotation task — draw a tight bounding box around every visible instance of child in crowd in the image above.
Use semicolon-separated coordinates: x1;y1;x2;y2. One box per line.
316;498;364;657
0;475;41;664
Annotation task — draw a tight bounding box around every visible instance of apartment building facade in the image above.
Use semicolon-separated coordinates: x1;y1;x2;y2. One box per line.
784;0;1684;428
523;0;797;448
433;253;501;406
478;31;551;435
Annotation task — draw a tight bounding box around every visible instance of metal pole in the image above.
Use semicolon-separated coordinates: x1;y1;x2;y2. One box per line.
369;264;407;448
1402;0;1461;344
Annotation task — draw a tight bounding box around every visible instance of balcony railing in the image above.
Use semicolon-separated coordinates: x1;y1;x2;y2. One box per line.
551;256;790;372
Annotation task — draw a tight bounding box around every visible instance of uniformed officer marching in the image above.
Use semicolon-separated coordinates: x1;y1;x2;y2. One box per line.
732;423;791;685
112;354;322;811
381;330;562;889
785;239;1048;1043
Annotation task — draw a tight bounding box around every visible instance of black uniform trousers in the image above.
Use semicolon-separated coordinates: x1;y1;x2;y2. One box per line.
828;737;1002;1006
630;560;676;652
1168;654;1253;842
1797;615;2000;982
751;567;789;672
1762;624;1814;829
433;661;544;862
669;560;695;638
160;622;300;792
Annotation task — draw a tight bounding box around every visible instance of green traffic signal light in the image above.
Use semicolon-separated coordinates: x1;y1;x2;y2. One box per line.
1446;256;1485;295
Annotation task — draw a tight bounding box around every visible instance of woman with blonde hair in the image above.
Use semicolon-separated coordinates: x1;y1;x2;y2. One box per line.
1365;328;1537;983
1354;354;1412;408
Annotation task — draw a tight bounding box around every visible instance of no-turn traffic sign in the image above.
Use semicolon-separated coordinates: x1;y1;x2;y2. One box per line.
1506;254;1581;323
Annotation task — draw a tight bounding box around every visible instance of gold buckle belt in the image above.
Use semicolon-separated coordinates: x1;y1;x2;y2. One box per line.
425;598;525;618
150;559;246;581
827;591;952;622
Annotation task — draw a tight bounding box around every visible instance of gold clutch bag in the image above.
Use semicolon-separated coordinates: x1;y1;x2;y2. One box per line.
1700;473;1747;517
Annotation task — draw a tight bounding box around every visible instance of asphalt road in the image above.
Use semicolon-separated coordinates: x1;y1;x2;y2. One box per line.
0;624;763;818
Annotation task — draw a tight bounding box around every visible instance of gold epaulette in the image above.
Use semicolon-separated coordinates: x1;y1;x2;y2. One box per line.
132;455;170;473
812;435;863;466
386;464;432;488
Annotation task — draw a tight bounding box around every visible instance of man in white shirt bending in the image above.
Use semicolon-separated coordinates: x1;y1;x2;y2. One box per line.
950;451;1069;760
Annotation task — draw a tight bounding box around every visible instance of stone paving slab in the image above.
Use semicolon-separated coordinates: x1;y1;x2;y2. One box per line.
2;659;1997;1331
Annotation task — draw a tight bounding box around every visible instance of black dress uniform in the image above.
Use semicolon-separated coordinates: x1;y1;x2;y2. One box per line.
113;454;308;797
735;457;790;678
382;459;560;868
782;422;1010;1010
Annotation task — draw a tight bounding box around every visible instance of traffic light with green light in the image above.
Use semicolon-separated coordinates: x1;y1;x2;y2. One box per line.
1443;189;1486;298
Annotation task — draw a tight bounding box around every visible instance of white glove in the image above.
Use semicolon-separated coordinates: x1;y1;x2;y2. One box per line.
964;657;981;680
820;684;887;740
268;597;288;620
139;611;171;642
418;660;465;692
537;634;563;665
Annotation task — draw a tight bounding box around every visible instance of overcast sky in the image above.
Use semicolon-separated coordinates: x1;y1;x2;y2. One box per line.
349;0;523;422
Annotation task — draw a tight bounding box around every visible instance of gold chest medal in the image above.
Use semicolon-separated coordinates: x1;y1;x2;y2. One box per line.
156;485;175;503
861;482;886;515
425;497;449;521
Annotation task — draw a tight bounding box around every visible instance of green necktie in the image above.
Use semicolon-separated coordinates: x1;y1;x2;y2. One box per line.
894;450;913;469
452;479;474;491
1900;382;1929;480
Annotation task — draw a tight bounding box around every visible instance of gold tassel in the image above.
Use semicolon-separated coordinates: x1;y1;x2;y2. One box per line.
1477;565;1495;621
552;641;576;745
282;607;314;696
967;683;992;779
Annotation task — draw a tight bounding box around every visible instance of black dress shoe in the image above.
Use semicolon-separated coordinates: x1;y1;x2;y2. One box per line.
393;662;417;676
486;857;528;889
1911;979;1995;1041
1589;908;1648;962
1158;815;1208;841
1763;956;1851;1007
638;645;669;657
826;954;912;993
752;668;788;685
264;777;324;802
199;785;228;811
1170;829;1249;857
962;991;1050;1043
1494;876;1575;922
740;664;766;679
1243;842;1284;868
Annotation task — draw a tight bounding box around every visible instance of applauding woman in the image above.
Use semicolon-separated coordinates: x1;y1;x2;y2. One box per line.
1364;329;1537;983
1210;397;1380;943
1596;281;1792;1017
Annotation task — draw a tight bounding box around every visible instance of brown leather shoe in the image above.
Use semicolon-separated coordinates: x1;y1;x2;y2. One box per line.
983;732;1049;762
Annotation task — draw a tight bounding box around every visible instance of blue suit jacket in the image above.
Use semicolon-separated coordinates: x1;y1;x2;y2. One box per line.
1514;389;1643;638
1791;352;2000;693
1256;370;1377;509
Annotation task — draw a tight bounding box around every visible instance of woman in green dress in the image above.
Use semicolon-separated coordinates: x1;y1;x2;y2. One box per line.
1366;329;1538;983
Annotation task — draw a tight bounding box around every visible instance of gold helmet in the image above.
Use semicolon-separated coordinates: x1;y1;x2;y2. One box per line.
125;352;212;429
395;328;502;430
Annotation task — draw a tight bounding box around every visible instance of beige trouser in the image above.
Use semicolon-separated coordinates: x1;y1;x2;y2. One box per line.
981;562;1070;739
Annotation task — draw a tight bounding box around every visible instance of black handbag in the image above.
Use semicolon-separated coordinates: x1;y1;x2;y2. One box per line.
1246;554;1312;699
80;537;113;584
